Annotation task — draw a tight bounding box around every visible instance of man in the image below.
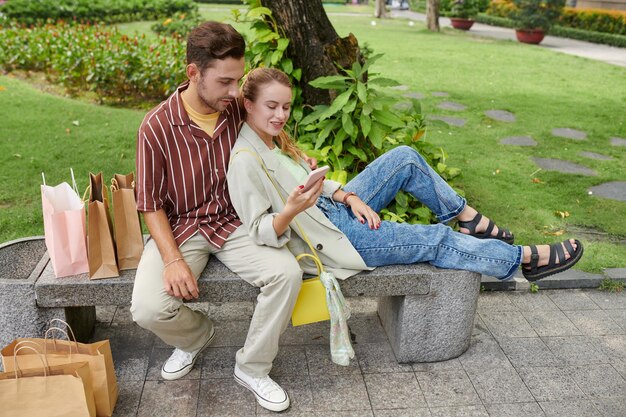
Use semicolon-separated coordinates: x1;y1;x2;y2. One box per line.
131;21;305;412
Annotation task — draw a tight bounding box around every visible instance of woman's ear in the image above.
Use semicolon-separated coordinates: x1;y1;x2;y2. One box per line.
243;98;253;113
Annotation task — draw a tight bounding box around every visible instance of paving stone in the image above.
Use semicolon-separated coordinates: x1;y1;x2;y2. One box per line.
270;345;309;376
391;85;410;91
112;347;150;381
606;309;626;332
588;181;626;202
485;402;546;417
579;151;613;160
201;346;239;379
477;292;519;313
429;115;467;127
373;409;431;417
485;110;516;122
415;369;481;408
348;314;390;345
431;92;449;97
595;335;626;361
551;128;587;140
604;268;626;280
545;290;600;311
532;158;597;176
429;405;489;417
479;311;537;339
592;398;626;417
146;348;203;381
299;412;374;417
355;342;413;374
466;367;533;404
403;92;425;100
197;378;256;417
138;380;200;417
205;319;250;348
517;366;585;402
280;320;330;346
112;305;133;323
498;337;565;368
364;372;427;410
207;301;254;321
521;310;581;337
542;336;611;365
309;374;371;412
507;292;559;311
500;136;537;146
610;137;626;147
112;380;144;417
567;364;626;398
93;322;155;352
458;333;512;371
564;310;624;335
412;357;464;372
584;290;626;310
306;344;361;376
612;361;626;379
393;102;412;111
539;400;602;417
437;101;467;111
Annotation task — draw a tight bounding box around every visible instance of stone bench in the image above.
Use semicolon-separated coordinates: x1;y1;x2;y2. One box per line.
0;237;481;363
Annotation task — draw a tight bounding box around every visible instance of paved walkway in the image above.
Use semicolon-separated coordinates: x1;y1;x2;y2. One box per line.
389;10;626;67
102;289;626;416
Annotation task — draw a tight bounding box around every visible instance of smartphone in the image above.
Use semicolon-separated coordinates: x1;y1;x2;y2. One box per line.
301;166;330;192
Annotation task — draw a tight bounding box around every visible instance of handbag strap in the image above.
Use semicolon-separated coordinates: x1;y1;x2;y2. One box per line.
232;148;324;275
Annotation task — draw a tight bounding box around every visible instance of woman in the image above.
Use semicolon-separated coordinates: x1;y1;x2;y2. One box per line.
227;68;583;282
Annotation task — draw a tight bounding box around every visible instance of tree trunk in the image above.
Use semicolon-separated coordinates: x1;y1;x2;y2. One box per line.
261;0;361;106
426;0;440;31
375;0;387;18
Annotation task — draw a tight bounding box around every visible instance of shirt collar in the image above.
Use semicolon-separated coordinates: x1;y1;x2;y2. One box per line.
166;81;233;127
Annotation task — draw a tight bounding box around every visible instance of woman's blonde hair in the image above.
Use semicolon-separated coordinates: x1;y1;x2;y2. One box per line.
241;67;305;162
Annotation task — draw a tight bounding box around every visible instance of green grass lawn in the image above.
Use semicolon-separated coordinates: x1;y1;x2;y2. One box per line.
1;5;624;273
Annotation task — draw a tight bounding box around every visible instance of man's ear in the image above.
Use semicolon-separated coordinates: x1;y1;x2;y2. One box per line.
186;63;200;83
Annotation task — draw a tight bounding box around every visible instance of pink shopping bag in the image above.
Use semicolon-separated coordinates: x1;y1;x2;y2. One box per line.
41;169;89;277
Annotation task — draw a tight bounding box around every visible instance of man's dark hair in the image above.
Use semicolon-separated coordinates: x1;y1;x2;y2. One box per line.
186;21;246;73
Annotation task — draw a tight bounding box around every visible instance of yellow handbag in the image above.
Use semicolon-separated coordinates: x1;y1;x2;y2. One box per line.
291;253;330;326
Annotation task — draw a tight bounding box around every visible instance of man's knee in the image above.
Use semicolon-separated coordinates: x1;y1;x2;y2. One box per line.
130;295;175;330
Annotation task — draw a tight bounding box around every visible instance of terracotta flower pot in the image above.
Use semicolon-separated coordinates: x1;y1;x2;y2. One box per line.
450;18;475;30
515;29;545;45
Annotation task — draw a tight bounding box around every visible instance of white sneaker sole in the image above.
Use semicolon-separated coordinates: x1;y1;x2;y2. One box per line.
234;373;290;412
161;327;216;381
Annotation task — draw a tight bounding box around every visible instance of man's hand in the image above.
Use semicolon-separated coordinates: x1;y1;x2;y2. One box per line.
163;259;199;300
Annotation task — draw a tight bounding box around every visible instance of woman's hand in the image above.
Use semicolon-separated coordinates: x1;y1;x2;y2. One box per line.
303;154;318;170
349;198;381;230
285;178;324;216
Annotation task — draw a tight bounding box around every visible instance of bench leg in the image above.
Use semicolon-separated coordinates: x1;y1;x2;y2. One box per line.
377;270;481;363
64;306;96;342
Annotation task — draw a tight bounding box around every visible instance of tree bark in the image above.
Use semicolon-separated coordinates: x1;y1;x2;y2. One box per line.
261;0;361;106
426;0;440;31
375;0;387;18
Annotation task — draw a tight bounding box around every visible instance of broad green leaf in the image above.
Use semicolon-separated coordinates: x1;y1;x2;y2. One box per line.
361;53;383;73
344;98;357;113
372;109;404;129
437;163;447;173
368;121;386;149
395;192;408;207
292;68;302;81
276;38;289;52
247;6;272;18
315;118;338;149
292;106;303;122
342;112;354;137
281;58;293;74
300;105;328;125
360;113;372;138
356;82;367;103
271;50;281;65
319;87;354;120
333;170;348;185
309;75;350;89
347;145;367;161
332;128;347;155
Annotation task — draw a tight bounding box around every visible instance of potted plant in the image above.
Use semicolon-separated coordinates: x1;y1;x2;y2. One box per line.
511;0;565;44
446;0;479;30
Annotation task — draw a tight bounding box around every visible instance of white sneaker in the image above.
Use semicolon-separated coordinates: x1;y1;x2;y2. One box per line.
161;327;215;380
234;364;290;412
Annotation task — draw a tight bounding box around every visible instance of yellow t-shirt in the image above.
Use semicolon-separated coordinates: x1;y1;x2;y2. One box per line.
181;93;220;137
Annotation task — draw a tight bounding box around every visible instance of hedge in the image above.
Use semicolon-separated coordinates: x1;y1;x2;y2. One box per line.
0;0;198;25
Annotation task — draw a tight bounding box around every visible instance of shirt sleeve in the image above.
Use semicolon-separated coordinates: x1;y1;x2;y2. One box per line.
135;119;167;212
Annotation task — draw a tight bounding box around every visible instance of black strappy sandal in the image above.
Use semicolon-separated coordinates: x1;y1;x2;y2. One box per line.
523;239;584;282
458;213;515;245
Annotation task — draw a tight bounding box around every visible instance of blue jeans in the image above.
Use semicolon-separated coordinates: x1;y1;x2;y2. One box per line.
316;146;522;280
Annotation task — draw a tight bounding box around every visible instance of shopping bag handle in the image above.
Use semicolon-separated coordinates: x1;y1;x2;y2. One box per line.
44;327;78;357
13;345;50;379
47;318;78;342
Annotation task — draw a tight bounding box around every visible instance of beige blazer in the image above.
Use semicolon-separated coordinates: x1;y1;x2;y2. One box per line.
227;123;371;279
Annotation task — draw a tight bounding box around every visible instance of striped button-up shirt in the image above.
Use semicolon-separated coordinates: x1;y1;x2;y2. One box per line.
136;82;243;248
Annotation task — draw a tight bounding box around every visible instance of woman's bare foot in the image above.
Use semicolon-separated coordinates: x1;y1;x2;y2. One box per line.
457;206;514;244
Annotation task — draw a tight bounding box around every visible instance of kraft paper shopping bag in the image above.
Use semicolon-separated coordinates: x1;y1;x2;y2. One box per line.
87;172;119;279
41;170;89;278
110;173;143;270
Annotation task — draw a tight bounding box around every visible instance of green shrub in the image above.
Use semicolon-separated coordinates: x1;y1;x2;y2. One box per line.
0;21;186;103
0;0;197;25
560;7;626;36
511;0;565;30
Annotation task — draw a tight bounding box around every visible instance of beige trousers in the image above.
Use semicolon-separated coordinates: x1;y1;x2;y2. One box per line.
130;227;302;377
